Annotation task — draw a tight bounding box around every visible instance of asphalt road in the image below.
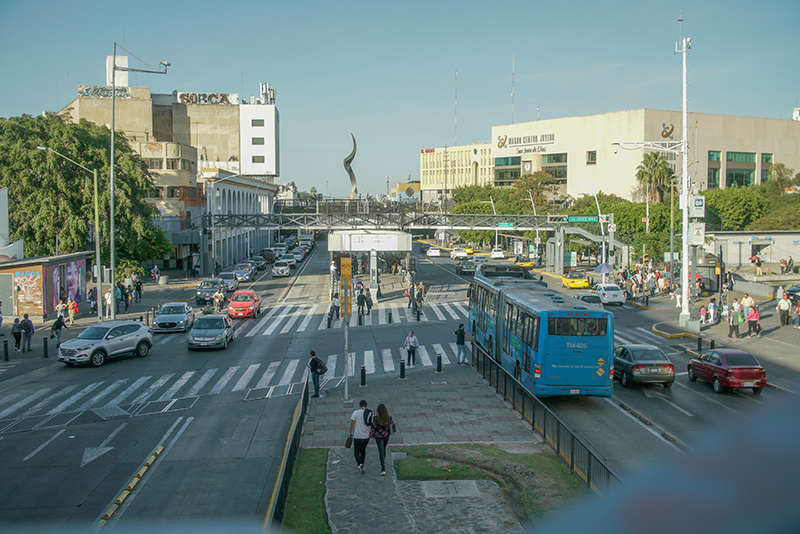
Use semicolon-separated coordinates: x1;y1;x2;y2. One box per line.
0;239;793;528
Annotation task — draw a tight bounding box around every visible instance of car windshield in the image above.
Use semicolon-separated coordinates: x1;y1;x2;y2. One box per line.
219;273;234;280
251;257;263;263
198;280;219;289
602;285;622;291
581;296;602;303
232;293;254;302
568;272;585;279
194;319;224;330
724;352;759;366
78;325;111;340
274;262;288;267
159;306;184;315
631;348;669;361
235;264;251;270
282;255;294;260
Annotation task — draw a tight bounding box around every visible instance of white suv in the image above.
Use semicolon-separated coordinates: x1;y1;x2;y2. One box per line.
450;248;468;260
491;248;504;259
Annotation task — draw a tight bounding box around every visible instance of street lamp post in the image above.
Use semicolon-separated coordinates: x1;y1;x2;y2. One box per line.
479;197;498;248
37;146;103;321
109;43;169;319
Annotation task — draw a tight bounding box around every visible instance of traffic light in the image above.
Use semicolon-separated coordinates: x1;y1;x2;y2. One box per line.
643;253;650;264
547;215;568;223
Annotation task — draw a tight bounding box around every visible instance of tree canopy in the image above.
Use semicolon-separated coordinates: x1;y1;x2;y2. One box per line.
0;113;171;267
635;152;674;204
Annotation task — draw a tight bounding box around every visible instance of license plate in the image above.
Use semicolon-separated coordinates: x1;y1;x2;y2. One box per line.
651;368;661;373
198;342;208;346
743;381;755;387
569;389;580;395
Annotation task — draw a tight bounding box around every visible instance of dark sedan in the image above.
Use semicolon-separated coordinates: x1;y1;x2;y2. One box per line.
614;344;675;388
688;349;766;394
196;278;226;305
786;283;800;304
456;260;476;275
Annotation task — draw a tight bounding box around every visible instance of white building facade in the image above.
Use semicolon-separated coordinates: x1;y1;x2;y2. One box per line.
419;142;494;204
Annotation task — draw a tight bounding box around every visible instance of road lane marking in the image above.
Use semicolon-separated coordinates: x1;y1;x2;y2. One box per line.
47;382;105;415
263;306;294;336
278;360;299;386
280;305;307;334
157;371;196;401
209;367;239;394
233;364;261;391
0;388;53;419
186;369;218;397
24;429;65;461
246;304;283;337
364;350;375;374
256;362;281;389
297;304;319;332
381;349;395;372
105;376;150;407
77;380;129;412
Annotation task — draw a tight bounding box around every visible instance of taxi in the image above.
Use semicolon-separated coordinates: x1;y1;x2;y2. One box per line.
561;271;589;289
227;289;262;319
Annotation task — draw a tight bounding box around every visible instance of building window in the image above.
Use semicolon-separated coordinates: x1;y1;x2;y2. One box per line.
252;155;265;163
726;152;755;163
762;153;773;164
726;169;754;188
542;154;567;164
761;169;770;183
144;158;162;170
708;151;720;162
252;137;265;145
494;168;520;186
708;168;720;189
166;159;180;170
251;119;265;127
586;151;597;164
494;157;521;166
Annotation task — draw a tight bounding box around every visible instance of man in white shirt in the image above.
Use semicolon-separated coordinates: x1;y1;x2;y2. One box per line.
348;400;372;474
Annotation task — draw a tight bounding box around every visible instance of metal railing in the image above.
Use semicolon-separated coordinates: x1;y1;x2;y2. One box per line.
471;344;624;497
264;373;310;529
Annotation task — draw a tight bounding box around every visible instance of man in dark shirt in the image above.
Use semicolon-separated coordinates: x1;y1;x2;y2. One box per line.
453;323;470;365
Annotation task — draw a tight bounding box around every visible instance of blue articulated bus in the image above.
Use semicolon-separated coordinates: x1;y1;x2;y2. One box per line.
468;264;614;397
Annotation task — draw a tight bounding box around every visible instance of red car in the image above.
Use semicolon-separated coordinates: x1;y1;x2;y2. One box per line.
688;349;766;394
227;290;262;319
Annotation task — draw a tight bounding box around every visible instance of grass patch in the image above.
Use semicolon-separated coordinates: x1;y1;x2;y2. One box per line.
281;448;330;534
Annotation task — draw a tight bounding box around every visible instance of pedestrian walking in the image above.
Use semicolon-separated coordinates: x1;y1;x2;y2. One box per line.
125;285;133;312
332;293;341;320
11;318;22;351
55;298;68;318
453;323;470;365
708;298;717;325
727;299;741;339
776;285;785;302
403;330;419;367
88;287;97;315
20;314;34;353
134;279;143;303
740;294;755;322
746;306;761;338
365;288;373;315
330;261;339;281
406;282;415;309
788;256;795;274
776;294;792;326
50;314;67;349
369;403;397;476
348;400;373;475
308;351;326;398
115;283;123;314
67;297;76;326
356;290;366;316
104;290;113;319
755;257;763;276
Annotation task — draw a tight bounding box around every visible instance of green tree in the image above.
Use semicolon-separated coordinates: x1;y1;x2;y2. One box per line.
508;171;559;214
702;188;770;231
0;113;171;266
635;152;674;204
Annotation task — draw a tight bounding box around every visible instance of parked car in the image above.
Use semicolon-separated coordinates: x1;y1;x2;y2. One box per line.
152;302;196;333
280;253;297;269
218;272;239;292
592;283;625;306
491;248;505;259
292;249;305;262
456;260;477;275
450;248;468;260
614;344;675;388
574;293;603;308
688;349;766;394
562;271;589;289
58;320;152;367
196;278;226;305
187;315;235;350
250;256;267;270
785;283;800;304
259;248;276;263
232;263;257;282
426;247;441;257
227;289;261;319
272;260;291;277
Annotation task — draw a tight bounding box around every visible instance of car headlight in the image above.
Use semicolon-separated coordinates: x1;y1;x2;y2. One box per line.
215;334;224;341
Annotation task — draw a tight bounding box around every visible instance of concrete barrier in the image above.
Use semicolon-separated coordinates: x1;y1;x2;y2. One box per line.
158;276;169;285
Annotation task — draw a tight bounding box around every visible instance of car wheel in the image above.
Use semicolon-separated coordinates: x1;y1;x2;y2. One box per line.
663;381;673;388
713;376;725;394
136;341;150;358
688;365;697;382
752;387;763;394
621;372;630;388
65;362;74;367
91;350;107;367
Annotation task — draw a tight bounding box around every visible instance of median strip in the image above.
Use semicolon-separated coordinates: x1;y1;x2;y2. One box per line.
97;445;164;527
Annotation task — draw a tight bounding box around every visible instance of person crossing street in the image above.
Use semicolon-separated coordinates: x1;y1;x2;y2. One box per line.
403;330;419;367
453;323;471;365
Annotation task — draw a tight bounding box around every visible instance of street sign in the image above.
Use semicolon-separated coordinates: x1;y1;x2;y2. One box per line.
534;237;541;245
642;217;649;223
568;216;598;222
497;222;513;228
599;215;607;223
608;223;616;232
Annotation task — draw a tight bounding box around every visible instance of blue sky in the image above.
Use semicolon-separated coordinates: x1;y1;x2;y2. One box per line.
1;0;798;197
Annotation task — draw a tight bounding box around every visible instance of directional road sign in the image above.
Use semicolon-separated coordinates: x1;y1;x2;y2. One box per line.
568;216;598;222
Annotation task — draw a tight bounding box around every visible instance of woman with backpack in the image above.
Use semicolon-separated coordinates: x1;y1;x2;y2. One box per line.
308;351;327;398
51;314;68;349
369;403;398;477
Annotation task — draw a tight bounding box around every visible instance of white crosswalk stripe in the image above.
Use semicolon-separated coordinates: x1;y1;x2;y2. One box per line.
247;304;283;337
47;382;105;415
429;304;446;320
158;371;196;401
453;302;469;318
364;350;376;374
278;360;299;386
78;379;129;411
0;388;52;419
264;306;294;336
256;362;281;389
210;367;238;394
131;374;173;405
417;346;433;367
187;369;218;397
280;305;307;334
434;343;451;365
233;364;261;391
441;303;460;320
381;348;395;373
105;376;150;407
297;304;319;332
318;303;333;330
20;385;78;418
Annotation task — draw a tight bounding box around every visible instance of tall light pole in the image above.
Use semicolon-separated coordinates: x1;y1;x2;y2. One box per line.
37;146;104;321
592;193;607;283
479;197;498;248
109;43;168;319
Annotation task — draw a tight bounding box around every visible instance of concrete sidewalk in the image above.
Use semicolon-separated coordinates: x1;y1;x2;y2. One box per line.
301;362;540;534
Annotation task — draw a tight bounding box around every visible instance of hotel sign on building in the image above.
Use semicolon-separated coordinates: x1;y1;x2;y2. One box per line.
496;133;556;155
176;92;239;105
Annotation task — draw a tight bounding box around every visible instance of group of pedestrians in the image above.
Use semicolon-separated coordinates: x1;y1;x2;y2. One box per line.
348;399;398;477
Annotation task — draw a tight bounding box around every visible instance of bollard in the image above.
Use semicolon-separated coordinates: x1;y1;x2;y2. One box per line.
358;313;362;326
697;336;702;352
400;360;406;380
644;295;649;306
360;365;366;387
388;311;392;324
3;339;8;362
710;340;715;349
416;308;420;321
139;315;144;323
327;314;332;329
437;353;442;373
43;337;48;359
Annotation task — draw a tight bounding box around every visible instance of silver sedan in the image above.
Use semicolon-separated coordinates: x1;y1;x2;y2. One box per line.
152;302;196;332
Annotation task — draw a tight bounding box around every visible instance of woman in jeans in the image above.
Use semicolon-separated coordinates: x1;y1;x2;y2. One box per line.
369;403;397;476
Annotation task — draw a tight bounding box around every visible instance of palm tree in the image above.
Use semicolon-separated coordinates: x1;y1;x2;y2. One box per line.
636;152;674;204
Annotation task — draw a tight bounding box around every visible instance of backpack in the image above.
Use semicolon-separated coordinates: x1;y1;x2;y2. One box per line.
315;359;328;375
21;320;32;334
363;408;373;426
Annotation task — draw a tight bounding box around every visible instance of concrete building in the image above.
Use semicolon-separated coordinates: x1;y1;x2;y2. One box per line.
419;142;494;204
420;109;800;204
